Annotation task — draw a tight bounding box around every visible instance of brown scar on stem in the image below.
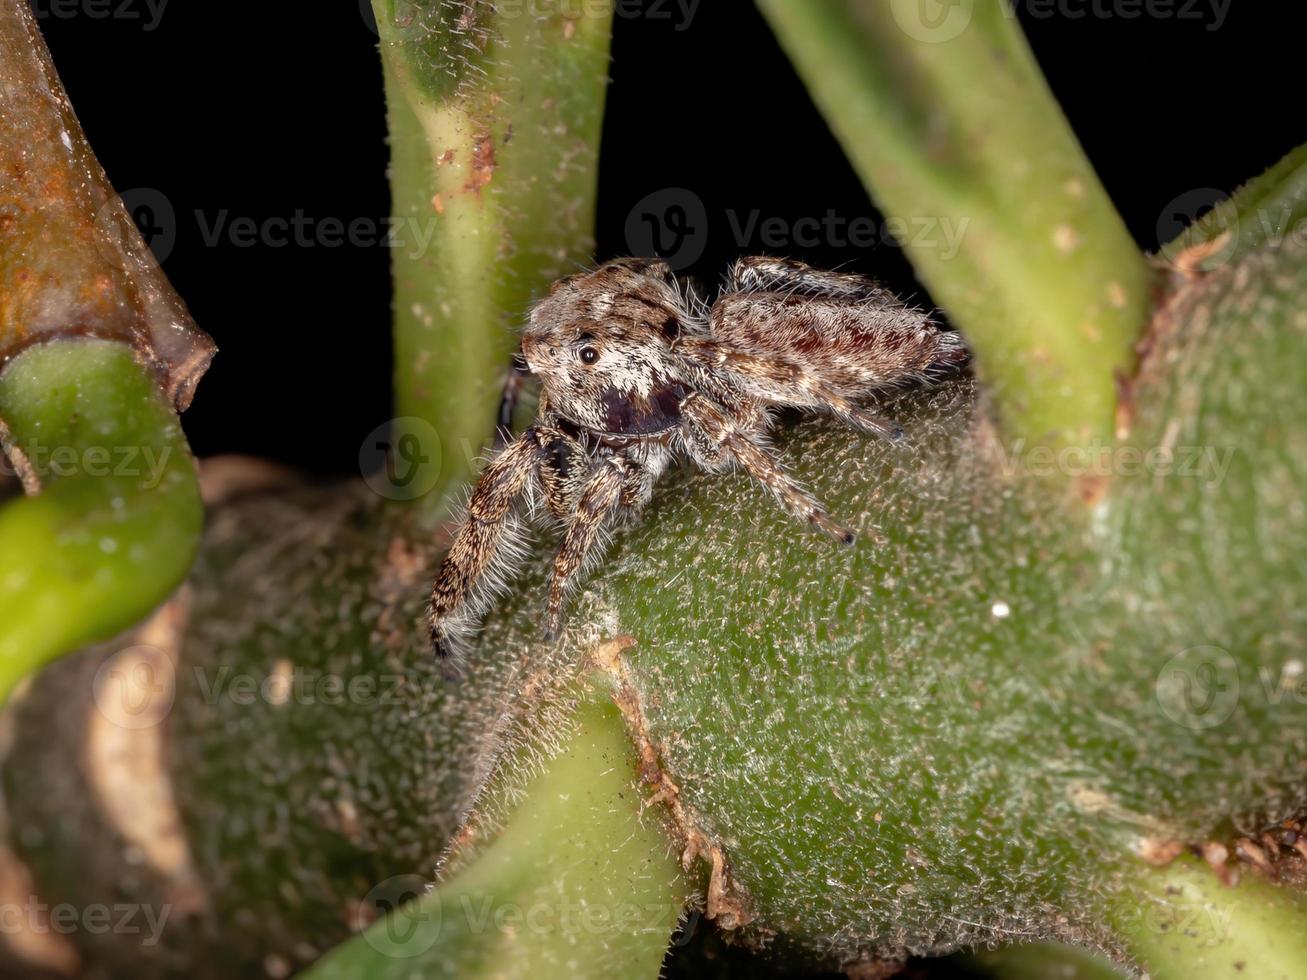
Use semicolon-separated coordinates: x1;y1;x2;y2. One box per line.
462;133;497;198
1166;229;1233;279
1115;240;1229;446
1113;368;1136;441
1138;837;1186;867
590;635;754;931
1134;816;1307;888
83;589;208;917
0;415;40;494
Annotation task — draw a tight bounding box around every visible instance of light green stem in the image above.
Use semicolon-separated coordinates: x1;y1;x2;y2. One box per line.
1110;857;1307;980
375;0;614;514
756;0;1153;451
305;694;694;979
963;942;1127;979
0;340;203;701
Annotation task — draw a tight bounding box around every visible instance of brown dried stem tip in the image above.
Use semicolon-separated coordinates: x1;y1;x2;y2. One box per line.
0;0;214;410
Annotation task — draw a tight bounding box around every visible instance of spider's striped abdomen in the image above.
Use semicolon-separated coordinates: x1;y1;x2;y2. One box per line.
708;291;967;396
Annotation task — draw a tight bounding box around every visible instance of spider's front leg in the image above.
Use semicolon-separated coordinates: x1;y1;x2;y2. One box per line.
680;393;855;545
543;450;654;640
427;423;584;662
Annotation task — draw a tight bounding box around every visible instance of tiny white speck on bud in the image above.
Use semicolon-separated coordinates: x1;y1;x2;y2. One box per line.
991;600;1011;619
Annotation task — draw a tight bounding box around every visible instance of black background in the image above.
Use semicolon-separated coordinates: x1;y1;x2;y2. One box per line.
34;0;1304;477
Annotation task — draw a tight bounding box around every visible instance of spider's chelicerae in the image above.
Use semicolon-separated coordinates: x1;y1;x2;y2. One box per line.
427;256;968;661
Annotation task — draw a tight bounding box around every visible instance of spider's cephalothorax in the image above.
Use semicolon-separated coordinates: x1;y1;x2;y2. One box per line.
427;256;968;663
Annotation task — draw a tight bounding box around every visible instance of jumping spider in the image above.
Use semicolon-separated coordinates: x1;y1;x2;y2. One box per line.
428;256;968;661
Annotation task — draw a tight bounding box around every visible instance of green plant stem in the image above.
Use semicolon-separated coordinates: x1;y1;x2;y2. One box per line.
1160;141;1307;269
1109;857;1307;980
0;339;203;701
305;692;694;979
756;0;1153;451
375;0;613;514
962;941;1127;980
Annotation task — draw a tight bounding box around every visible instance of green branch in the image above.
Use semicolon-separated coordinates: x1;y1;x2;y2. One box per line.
1109;857;1307;980
757;0;1154;451
1159;142;1307;270
374;0;614;513
305;692;695;979
0;340;203;701
963;941;1127;979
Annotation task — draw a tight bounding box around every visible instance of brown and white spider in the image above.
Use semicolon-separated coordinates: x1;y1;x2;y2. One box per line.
427;256;968;661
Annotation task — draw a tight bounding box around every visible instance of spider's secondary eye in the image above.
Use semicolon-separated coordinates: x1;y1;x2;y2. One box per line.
580;347;599;365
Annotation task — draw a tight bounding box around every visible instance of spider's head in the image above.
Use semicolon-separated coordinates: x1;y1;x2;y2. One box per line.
522;258;691;435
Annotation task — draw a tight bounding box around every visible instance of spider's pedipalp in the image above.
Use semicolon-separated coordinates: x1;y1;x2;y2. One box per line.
494;355;532;447
544;454;631;640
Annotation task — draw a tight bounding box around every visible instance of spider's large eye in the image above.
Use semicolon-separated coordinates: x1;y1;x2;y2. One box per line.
579;347;599;365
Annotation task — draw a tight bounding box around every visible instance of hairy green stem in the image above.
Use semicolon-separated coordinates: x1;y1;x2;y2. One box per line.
375;0;614;514
756;0;1153;452
305;692;694;979
0;340;203;701
1160;141;1307;270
